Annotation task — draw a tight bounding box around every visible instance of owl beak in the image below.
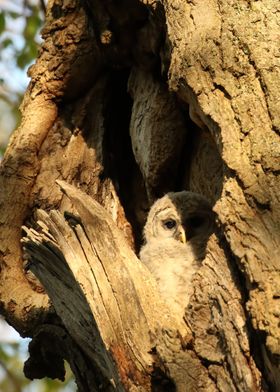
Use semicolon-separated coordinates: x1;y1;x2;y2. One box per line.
177;228;187;244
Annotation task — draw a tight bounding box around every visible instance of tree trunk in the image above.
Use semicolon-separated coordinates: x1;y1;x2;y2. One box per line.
0;0;279;391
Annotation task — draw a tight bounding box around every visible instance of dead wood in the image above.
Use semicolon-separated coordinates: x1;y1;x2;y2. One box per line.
0;0;279;390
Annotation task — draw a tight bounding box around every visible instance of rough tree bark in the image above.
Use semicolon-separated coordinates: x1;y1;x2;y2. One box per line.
0;0;279;391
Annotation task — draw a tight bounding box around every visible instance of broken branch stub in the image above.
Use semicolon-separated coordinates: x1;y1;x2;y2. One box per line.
22;180;197;390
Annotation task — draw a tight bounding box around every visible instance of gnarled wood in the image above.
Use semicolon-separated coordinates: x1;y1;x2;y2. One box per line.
22;181;215;391
164;0;280;387
0;0;279;390
21;181;263;391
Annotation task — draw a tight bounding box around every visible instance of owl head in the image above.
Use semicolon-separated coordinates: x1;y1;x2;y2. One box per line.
143;191;214;244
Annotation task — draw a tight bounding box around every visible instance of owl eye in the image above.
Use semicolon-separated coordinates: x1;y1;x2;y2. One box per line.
163;219;177;229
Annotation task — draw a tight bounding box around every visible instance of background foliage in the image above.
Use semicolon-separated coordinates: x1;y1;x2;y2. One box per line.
0;1;75;390
0;0;44;157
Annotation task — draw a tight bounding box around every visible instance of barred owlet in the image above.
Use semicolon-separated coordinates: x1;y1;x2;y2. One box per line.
140;191;214;319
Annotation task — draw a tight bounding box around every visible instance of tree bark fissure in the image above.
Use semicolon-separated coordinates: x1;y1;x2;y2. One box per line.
22;181;201;390
0;0;279;390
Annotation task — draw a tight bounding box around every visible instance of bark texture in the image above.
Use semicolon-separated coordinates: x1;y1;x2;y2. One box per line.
163;1;280;387
0;0;279;390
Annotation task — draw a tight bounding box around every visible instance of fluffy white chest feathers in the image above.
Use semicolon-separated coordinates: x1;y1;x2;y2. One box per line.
140;191;214;319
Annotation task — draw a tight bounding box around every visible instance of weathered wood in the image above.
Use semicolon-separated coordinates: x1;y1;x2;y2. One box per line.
128;68;187;201
164;0;280;387
0;0;100;329
22;219;123;391
0;0;135;330
23;181;261;391
24;324;107;392
0;0;279;390
22;181;199;390
21;181;265;391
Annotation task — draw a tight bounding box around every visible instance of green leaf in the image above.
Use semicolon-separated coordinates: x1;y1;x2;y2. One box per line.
0;12;6;34
16;49;32;69
0;345;10;362
7;11;20;19
24;11;42;41
29;40;38;59
16;41;39;69
2;38;13;49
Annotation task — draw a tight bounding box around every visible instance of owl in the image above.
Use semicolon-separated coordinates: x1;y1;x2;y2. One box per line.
140;191;214;319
